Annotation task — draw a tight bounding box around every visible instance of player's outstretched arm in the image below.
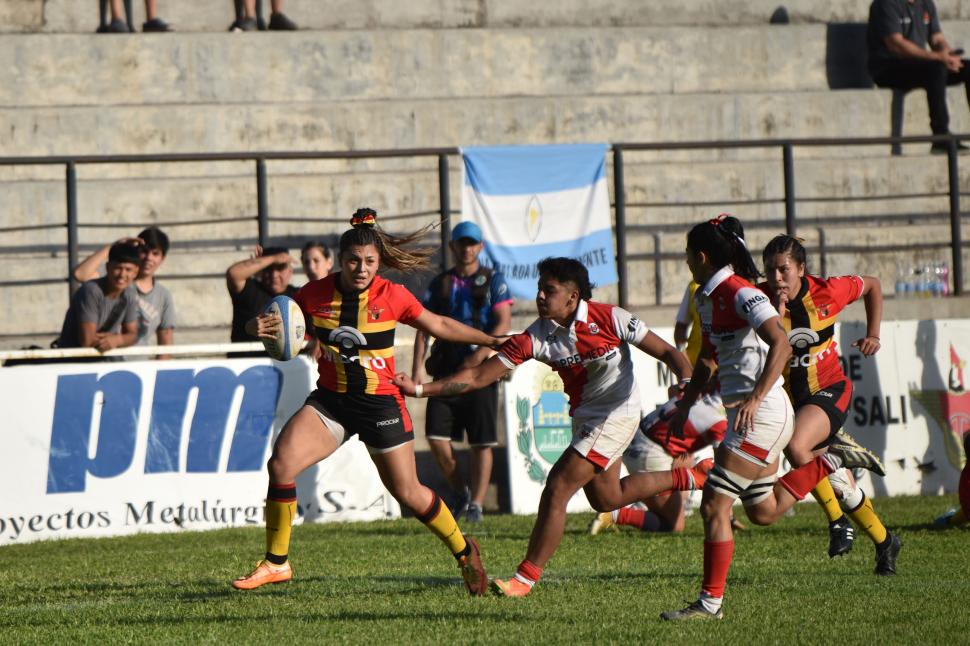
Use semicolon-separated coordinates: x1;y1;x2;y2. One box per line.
410;309;505;350
636;330;692;382
393;354;510;398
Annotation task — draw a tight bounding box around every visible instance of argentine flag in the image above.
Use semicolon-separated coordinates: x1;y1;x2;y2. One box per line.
460;143;618;300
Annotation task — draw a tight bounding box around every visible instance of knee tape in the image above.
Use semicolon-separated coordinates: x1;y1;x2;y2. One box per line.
707;464;754;502
740;476;776;507
708;464;775;507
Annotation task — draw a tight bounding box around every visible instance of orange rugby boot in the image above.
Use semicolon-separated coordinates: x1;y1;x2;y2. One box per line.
231;559;292;590
490;577;533;597
459;536;488;596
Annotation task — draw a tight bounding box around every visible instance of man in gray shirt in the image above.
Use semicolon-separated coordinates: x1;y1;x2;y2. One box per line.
56;241;141;356
868;0;970;153
73;227;177;359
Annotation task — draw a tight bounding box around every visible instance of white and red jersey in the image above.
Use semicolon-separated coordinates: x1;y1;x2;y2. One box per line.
497;300;649;418
696;266;784;400
631;393;728;457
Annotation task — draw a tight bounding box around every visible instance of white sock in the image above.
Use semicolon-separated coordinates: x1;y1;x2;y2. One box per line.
699;591;722;613
513;573;536;588
828;468;864;510
821;452;842;472
611;509;620;522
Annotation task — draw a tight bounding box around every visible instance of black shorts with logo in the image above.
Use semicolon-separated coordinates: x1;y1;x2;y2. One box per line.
425;382;499;446
305;388;413;451
800;378;853;451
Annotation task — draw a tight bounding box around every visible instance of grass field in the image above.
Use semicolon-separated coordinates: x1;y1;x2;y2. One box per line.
1;494;967;644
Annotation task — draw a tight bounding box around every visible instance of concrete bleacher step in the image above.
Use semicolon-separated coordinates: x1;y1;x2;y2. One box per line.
6;23;970;108
3;89;968;158
15;0;970;33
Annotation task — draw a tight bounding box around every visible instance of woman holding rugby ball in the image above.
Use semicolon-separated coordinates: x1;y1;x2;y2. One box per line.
233;208;502;596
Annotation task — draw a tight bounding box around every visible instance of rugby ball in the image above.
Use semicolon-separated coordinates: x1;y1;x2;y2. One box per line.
262;295;306;361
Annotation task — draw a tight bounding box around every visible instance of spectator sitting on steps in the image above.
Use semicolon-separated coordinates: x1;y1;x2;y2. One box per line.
867;0;970;154
55;241;141;359
226;245;299;357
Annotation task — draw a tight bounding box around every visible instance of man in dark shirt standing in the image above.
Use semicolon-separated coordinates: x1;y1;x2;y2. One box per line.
412;222;513;522
868;0;970;153
226;246;298;357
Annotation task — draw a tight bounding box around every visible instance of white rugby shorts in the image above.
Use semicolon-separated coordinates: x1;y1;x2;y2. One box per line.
721;387;794;467
571;414;639;470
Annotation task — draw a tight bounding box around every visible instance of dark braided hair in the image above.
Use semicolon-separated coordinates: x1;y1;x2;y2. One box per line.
686;214;759;282
338;207;435;272
537;257;594;300
762;234;807;271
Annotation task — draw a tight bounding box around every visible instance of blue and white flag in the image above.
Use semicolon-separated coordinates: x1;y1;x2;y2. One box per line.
460;143;618;300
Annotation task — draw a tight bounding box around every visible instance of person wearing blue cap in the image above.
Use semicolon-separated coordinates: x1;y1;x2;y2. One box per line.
412;220;513;522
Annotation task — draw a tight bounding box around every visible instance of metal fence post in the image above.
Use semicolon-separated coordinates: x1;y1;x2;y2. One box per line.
948;140;963;295
817;227;827;278
613;147;628;309
438;153;451;272
256;159;269;247
66;162;78;297
783;142;796;236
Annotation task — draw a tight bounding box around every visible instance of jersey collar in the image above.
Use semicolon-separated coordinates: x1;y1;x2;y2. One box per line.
699;266;734;297
545;299;588;339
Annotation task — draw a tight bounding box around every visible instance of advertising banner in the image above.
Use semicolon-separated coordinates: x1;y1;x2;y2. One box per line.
0;357;400;545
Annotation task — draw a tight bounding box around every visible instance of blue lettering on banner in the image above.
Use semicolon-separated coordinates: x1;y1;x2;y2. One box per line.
46;366;283;494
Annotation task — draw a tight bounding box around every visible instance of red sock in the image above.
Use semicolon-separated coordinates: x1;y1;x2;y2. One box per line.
779;456;832;500
701;539;734;599
671;467;692;491
617;507;645;527
516;559;543;584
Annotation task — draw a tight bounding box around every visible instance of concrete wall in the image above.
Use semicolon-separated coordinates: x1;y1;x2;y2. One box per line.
2;20;968;346
11;1;970;33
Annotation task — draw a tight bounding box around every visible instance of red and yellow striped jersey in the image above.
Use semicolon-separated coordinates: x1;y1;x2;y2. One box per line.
760;274;863;404
295;273;423;396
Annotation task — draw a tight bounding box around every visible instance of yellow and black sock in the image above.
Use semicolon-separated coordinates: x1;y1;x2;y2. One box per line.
265;482;297;565
811;478;846;524
847;493;888;545
415;492;469;559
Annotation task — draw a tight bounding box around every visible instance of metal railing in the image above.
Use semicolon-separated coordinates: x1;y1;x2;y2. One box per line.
0;134;966;323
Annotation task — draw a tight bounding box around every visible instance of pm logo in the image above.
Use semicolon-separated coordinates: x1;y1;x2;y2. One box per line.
46;366;282;494
788;328;820;349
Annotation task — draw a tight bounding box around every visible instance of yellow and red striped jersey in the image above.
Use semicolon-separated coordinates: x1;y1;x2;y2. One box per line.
761;274;863;404
295;273;423;396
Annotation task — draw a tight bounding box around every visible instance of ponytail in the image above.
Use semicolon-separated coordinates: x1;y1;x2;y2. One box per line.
686;214;760;282
338;208;436;272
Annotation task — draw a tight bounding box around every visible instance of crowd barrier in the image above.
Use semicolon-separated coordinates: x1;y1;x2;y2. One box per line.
2;320;967;545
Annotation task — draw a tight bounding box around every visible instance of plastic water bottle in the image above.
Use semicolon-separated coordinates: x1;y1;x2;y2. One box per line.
895;263;911;298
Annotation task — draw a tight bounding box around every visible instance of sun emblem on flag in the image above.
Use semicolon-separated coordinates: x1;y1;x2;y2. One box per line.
525;195;543;242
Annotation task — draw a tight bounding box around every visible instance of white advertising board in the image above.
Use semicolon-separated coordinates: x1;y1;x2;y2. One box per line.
0;357;400;545
503;322;970;515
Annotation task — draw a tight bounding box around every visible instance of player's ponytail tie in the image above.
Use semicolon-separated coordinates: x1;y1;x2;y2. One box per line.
351;207;378;228
709;213;747;248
